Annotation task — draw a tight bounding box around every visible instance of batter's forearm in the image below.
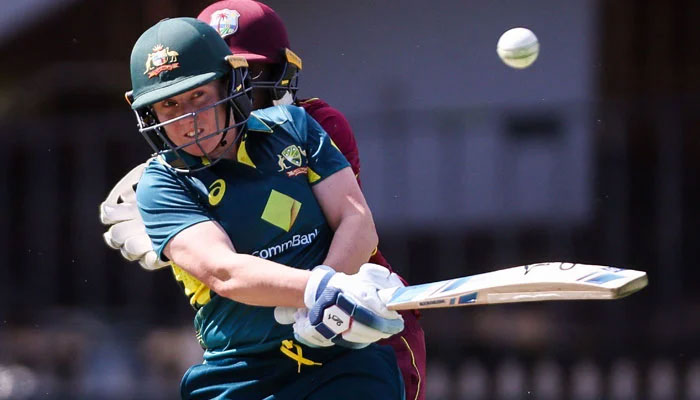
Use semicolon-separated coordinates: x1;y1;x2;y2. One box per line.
323;215;378;274
170;246;310;307
165;221;312;308
205;254;311;308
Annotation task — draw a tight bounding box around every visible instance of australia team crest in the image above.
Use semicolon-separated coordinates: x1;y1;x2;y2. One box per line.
210;9;241;38
278;145;308;177
144;44;180;78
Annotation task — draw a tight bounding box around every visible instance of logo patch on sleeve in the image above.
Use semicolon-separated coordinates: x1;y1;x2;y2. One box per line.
261;190;302;232
277;145;308;177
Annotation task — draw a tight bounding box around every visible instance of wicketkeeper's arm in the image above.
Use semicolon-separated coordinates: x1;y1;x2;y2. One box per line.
100;162;167;270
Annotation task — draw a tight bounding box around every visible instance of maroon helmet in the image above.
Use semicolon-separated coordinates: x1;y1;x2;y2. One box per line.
198;0;301;102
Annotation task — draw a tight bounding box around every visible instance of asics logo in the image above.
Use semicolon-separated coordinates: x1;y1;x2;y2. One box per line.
208;179;226;206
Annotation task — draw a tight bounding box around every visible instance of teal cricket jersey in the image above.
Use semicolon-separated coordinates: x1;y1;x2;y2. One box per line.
136;104;350;360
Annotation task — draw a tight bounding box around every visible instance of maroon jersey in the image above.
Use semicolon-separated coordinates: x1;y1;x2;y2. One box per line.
297;98;398;275
297;98;362;185
298;97;426;400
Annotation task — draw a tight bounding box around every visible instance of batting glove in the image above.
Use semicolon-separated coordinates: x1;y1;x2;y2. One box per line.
276;264;405;349
99;162;167;271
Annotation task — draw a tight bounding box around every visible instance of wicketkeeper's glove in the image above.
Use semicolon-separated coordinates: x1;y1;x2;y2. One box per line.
99;162;167;270
275;264;405;349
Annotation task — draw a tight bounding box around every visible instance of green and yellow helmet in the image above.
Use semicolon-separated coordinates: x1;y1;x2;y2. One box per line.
127;17;253;172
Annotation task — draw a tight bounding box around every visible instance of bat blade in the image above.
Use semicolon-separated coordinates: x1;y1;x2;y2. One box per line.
379;262;648;311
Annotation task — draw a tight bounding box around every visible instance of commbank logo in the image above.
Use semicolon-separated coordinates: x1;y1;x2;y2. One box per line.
252;229;319;259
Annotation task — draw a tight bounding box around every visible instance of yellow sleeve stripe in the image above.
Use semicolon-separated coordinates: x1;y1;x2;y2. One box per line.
237;139;256;168
307;167;321;183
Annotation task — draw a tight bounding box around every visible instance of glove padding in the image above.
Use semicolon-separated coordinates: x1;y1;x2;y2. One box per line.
99;162;167;271
277;264;405;349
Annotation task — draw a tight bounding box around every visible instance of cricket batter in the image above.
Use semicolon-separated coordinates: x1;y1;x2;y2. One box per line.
101;1;426;398
126;17;405;398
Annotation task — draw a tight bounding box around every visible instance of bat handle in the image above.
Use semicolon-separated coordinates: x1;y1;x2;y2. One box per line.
378;287;399;307
276;287;401;325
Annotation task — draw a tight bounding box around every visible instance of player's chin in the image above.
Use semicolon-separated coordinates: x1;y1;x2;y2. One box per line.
181;140;221;157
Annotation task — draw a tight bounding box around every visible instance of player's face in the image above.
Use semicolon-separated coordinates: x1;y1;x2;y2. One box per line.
248;62;273;109
151;80;235;157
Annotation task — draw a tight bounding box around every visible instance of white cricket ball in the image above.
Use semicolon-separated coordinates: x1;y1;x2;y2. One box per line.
497;27;539;69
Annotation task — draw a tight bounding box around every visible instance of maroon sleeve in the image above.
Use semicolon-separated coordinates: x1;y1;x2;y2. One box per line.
299;100;426;396
298;98;362;187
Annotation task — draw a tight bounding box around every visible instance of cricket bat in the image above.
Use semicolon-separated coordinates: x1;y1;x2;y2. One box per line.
379;262;648;311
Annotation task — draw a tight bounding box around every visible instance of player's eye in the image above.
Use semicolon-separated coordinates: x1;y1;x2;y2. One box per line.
162;100;177;108
250;69;264;81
